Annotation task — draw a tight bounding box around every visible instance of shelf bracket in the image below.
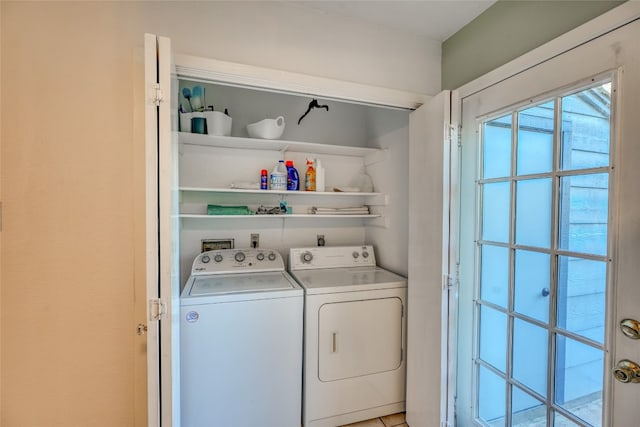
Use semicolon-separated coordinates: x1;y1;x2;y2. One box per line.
364;149;388;166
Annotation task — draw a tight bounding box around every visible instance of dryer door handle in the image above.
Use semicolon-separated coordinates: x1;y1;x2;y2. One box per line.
332;332;338;353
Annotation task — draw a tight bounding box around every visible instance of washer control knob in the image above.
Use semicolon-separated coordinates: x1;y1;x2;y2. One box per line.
256;253;265;261
214;254;223;263
362;250;369;258
352;251;360;259
268;252;277;261
301;251;313;263
201;255;211;263
234;252;246;263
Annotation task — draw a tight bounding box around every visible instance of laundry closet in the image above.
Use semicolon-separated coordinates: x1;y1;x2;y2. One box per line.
146;35;449;427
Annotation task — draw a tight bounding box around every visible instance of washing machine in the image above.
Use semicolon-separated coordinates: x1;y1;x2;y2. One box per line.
288;245;407;427
180;248;303;427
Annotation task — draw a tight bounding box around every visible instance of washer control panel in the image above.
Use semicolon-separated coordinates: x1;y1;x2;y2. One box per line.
191;248;284;275
289;246;376;270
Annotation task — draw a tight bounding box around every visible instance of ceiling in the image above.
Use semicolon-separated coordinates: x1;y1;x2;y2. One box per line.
289;0;497;41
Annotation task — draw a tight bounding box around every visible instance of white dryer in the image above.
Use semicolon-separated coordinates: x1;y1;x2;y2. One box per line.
289;246;407;427
180;248;303;427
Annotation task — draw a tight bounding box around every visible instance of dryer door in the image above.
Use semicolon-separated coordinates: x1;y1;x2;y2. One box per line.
318;297;403;382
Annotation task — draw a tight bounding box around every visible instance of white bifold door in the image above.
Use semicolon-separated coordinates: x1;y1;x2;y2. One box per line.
457;16;640;427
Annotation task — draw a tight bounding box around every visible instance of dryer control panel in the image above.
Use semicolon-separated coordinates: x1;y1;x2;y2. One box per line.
289;246;376;270
191;248;284;275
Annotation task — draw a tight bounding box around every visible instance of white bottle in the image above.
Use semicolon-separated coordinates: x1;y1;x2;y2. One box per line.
315;158;325;192
270;160;287;191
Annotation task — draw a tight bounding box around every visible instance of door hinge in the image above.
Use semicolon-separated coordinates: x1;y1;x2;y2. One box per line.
447;124;461;148
151;83;164;106
442;274;458;291
149;298;167;321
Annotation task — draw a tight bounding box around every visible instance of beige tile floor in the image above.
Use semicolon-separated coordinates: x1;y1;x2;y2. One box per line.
339;412;408;427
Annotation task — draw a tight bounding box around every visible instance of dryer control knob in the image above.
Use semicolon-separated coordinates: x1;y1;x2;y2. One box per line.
201;255;211;264
352;251;360;259
214;254;223;263
256;253;265;261
362;250;369;258
234;252;246;263
268;252;277;261
301;251;313;263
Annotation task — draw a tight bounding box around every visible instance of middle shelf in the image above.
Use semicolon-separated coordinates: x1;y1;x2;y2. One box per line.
179;186;388;221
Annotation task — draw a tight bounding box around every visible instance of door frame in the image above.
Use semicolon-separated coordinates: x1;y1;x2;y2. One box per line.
145;40;445;427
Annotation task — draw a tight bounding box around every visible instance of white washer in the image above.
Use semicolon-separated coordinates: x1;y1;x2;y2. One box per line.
289;246;407;427
180;248;303;427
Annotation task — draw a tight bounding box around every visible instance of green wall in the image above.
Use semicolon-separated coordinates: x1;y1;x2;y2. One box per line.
441;0;625;90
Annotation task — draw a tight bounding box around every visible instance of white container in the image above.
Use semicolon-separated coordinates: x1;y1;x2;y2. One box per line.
270;160;287;191
204;111;232;136
315;158;326;192
246;116;285;139
180;112;193;132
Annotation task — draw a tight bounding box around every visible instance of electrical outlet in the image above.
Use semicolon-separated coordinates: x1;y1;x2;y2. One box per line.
250;233;259;248
201;239;234;252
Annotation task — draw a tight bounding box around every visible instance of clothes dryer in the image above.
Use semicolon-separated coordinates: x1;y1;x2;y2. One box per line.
180;248;303;427
289;246;407;427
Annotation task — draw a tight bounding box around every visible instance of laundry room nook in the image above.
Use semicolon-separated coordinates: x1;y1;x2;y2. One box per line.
169;58;418;426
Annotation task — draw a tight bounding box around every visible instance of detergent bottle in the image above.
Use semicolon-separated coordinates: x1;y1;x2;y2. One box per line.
285;160;299;191
304;159;316;191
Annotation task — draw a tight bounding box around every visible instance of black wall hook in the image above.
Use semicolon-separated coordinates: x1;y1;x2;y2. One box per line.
298;99;329;125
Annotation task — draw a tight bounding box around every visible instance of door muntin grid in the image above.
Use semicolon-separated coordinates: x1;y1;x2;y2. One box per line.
474;78;612;427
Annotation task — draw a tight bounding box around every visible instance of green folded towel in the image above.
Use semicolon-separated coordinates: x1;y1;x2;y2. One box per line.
207;205;253;215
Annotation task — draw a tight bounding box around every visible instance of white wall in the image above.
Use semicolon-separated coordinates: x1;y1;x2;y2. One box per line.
1;2;440;426
139;1;441;95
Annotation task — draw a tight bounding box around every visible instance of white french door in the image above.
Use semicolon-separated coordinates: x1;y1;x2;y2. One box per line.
457;17;640;427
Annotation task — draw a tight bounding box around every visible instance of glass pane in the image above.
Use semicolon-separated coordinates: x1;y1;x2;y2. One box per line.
512;386;546;427
513;318;547;397
515;178;552;248
480;245;509;307
478;366;506;426
553;412;582;426
484;114;513;179
479;305;507;372
558;174;609;256
561;83;611;171
555;335;603;426
557;256;606;344
483;182;511;243
514;250;550;323
517;101;554;175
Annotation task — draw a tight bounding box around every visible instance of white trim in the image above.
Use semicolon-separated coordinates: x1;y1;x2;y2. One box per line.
457;1;640;99
174;53;430;110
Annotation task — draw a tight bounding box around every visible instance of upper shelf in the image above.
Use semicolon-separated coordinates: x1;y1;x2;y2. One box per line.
178;132;380;158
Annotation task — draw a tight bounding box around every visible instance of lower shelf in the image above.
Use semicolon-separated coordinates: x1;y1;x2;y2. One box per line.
179;214;381;219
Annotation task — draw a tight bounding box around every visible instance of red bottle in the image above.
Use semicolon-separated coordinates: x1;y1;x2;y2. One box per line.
260;169;268;190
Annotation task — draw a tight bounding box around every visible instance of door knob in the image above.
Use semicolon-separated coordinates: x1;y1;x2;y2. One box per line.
620;318;640;339
613;359;640;383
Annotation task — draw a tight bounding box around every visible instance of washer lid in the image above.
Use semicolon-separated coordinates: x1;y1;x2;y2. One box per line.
290;266;406;294
188;271;298;297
